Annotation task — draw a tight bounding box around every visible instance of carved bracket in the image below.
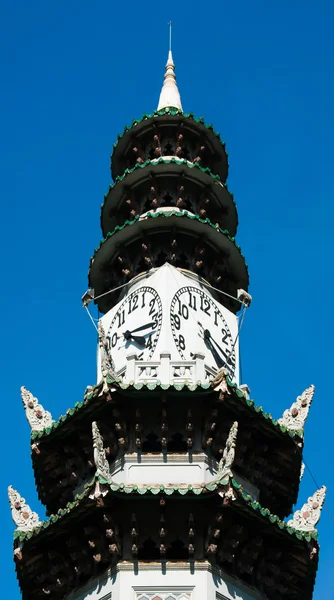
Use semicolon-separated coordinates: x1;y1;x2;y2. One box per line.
8;486;40;532
20;386;53;432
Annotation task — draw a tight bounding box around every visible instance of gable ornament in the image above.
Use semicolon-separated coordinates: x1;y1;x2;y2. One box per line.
8;486;40;532
92;421;111;481
20;386;53;432
287;486;326;532
278;385;315;430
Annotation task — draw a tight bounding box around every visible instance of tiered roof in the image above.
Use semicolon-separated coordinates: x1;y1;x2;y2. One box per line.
9;50;325;600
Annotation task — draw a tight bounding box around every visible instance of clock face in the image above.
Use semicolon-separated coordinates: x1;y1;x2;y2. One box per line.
170;286;236;376
106;286;163;370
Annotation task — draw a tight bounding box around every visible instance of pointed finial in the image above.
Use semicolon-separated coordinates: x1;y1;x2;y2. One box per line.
20;386;53;432
217;421;238;478
8;486;40;532
278;385;315;431
92;421;111;481
157;23;182;112
98;320;117;379
287;486;326;532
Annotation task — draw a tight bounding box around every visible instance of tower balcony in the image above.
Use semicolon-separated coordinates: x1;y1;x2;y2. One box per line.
101;157;238;236
111;108;229;182
89;210;248;314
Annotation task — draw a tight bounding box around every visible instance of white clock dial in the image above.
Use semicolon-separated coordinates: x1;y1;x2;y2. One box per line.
107;286;162;369
170;286;236;376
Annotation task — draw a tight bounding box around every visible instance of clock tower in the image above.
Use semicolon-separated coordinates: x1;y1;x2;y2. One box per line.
10;47;325;600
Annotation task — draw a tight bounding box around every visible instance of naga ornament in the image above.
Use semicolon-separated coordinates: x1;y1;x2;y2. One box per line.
8;486;40;532
287;486;326;532
20;386;53;432
278;385;315;431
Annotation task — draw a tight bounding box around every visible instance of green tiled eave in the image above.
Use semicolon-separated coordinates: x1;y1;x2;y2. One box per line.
14;474;317;544
101;157;238;235
112;156;222;186
90;208;247;264
112;108;227;154
30;376;303;442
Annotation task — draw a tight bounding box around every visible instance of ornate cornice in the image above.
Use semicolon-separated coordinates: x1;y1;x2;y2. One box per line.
8;486;40;532
20;386;53;432
13;474;319;544
278;385;315;431
287;486;326;532
30;376;305;441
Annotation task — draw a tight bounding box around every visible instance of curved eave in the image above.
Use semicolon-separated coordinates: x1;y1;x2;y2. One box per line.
101;157;238;237
30;377;303;443
89;210;249;314
111;108;229;181
14;474;318;544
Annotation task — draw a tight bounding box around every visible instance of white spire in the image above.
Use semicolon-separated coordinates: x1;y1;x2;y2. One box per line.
157;23;182;111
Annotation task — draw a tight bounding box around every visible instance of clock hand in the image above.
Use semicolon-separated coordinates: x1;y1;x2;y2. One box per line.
206;332;233;365
123;321;158;346
203;330;225;369
203;329;234;370
128;321;157;334
123;330;146;346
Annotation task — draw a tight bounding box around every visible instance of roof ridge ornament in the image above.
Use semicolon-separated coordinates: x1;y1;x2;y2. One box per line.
98;320;118;383
8;486;40;532
278;385;315;431
217;421;238;478
157;22;182;112
287;486;326;532
92;421;111;481
20;386;53;432
211;367;231;394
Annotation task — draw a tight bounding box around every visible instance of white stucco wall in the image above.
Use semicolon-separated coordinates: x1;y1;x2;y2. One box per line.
66;563;266;600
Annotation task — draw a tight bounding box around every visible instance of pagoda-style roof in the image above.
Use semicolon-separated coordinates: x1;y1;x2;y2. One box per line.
101;157;238;236
29;376;303;519
111;108;229;182
89;210;248;314
13;472;319;600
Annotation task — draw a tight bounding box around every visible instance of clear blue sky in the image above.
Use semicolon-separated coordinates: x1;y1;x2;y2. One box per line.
1;0;333;597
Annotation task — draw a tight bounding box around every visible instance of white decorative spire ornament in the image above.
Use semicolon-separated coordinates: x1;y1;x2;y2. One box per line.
98;321;117;380
20;386;53;432
287;486;326;532
8;486;40;532
217;421;238;478
278;385;315;431
92;421;111;480
157;22;182;111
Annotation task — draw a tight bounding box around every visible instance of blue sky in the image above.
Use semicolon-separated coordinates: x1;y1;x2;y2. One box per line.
1;0;333;597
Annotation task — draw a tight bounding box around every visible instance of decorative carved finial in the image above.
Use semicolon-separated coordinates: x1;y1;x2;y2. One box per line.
8;486;40;532
20;387;53;432
218;421;238;478
287;486;326;532
92;421;110;481
278;385;315;430
98;321;117;380
211;367;231;393
157;25;182;112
